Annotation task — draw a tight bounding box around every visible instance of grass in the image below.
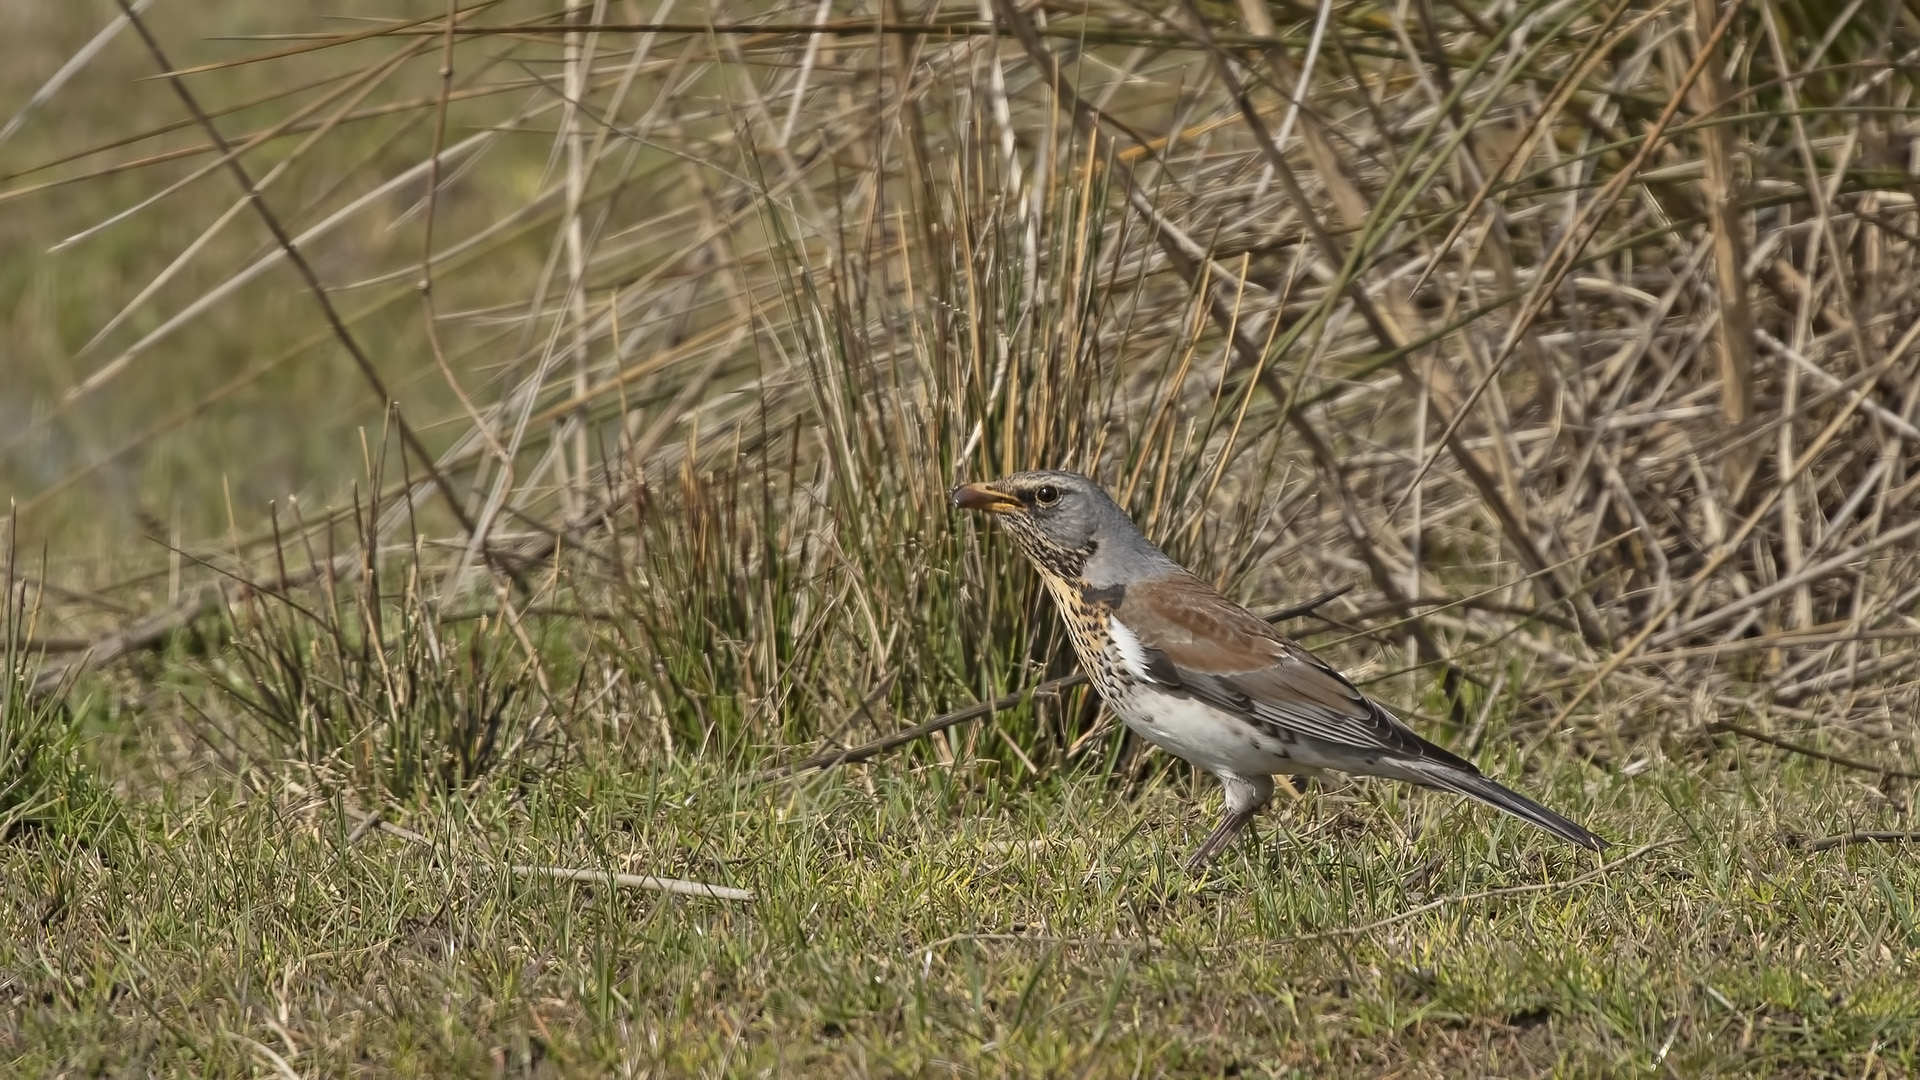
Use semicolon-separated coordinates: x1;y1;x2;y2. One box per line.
4;742;1916;1076
7;0;1920;1075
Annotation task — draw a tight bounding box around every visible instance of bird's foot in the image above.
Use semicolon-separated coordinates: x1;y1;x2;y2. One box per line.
1184;808;1256;872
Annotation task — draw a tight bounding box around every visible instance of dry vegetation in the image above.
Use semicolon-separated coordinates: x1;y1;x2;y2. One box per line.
3;0;1919;1075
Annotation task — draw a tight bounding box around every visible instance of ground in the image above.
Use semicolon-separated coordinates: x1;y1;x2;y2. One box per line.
5;729;1916;1077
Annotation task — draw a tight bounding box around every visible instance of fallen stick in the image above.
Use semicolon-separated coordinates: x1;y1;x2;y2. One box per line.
28;557;352;697
1791;830;1920;854
1707;719;1920;780
509;864;754;902
761;673;1082;780
24;536;551;697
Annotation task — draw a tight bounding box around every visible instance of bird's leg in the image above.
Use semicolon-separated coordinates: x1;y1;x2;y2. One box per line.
1185;808;1257;870
1185;771;1275;871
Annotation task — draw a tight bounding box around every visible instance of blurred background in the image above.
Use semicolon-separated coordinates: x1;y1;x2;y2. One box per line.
4;0;1918;781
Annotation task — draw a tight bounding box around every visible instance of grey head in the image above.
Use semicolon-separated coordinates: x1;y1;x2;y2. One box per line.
950;469;1181;585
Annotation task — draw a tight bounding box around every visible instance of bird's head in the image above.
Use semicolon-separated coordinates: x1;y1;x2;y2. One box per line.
950;469;1166;581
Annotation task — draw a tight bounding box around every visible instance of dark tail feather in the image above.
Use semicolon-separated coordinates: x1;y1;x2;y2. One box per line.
1406;761;1610;851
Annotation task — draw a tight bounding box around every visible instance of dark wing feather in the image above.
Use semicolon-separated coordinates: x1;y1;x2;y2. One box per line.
1116;574;1471;769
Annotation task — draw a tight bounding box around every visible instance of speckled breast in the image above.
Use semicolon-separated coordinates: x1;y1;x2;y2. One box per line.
1044;577;1134;704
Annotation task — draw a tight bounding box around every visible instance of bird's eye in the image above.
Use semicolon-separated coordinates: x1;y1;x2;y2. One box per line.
1033;484;1060;506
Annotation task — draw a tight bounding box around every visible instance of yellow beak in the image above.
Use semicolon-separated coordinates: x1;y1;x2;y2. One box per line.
950;482;1022;514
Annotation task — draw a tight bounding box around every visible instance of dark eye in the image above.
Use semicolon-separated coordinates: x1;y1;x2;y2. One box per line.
1033;484;1060;506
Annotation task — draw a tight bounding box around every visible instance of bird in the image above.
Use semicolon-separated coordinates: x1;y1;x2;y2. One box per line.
951;468;1608;870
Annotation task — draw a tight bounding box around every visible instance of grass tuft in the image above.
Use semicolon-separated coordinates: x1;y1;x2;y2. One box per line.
2;519;118;845
208;494;549;802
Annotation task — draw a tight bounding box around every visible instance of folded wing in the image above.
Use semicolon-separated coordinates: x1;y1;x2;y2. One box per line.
1114;574;1473;771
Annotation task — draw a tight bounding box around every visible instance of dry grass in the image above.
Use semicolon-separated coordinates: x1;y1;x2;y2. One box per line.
3;0;1919;1074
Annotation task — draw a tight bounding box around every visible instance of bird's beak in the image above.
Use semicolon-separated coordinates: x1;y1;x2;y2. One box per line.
950;481;1022;514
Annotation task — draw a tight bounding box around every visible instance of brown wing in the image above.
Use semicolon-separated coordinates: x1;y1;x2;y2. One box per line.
1115;574;1470;768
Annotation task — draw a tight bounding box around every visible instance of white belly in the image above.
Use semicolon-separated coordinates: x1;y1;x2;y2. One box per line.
1107;685;1307;777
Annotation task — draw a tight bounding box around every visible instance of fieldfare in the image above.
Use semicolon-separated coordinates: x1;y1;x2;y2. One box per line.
952;469;1608;870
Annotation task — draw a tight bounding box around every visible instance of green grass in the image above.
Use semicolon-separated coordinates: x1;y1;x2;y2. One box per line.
5;731;1916;1076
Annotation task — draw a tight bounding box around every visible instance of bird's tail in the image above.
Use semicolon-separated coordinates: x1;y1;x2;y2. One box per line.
1399;759;1610;852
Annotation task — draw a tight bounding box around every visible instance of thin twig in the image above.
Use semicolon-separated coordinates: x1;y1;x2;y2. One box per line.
760;672;1078;781
113;1;517;591
917;931;1164;954
1259;839;1679;946
25;527;568;697
508;864;754;902
28;554;356;697
1790;830;1920;854
1707;720;1920;780
761;586;1353;780
340;804;431;847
